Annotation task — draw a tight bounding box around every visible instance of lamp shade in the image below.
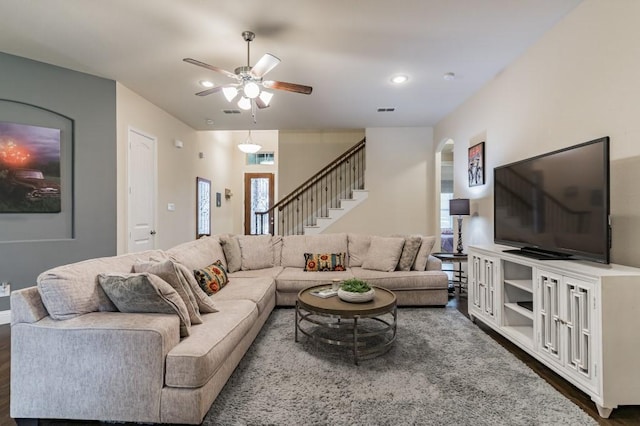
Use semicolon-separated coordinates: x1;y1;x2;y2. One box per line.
449;198;470;216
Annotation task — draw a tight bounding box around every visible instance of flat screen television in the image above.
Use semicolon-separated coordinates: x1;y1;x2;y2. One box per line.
493;136;610;264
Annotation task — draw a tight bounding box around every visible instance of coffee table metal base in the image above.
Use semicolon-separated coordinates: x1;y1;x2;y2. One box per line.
295;302;397;365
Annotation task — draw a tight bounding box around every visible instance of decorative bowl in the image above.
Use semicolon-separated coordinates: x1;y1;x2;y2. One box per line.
337;288;375;303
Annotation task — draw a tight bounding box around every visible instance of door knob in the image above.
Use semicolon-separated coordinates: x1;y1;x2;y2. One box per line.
150;230;157;235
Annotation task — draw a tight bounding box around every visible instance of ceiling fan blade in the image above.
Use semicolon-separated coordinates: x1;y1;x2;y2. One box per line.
263;80;313;95
255;96;270;109
195;86;224;96
249;53;281;78
183;58;237;79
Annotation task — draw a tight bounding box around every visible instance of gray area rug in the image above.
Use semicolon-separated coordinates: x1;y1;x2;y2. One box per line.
203;307;596;426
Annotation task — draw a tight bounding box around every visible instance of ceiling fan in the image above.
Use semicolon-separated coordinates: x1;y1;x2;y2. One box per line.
183;31;312;111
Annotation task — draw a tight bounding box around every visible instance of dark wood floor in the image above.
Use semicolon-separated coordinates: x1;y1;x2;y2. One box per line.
2;290;639;425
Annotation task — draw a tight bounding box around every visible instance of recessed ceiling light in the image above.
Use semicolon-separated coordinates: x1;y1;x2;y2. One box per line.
200;80;214;88
443;72;456;81
390;75;408;84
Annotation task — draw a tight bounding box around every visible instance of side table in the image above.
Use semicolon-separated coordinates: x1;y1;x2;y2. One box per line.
432;252;468;292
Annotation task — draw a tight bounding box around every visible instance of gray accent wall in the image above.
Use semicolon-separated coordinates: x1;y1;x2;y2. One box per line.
0;52;117;311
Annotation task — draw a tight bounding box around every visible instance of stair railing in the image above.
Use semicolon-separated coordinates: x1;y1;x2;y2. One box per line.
255;137;366;235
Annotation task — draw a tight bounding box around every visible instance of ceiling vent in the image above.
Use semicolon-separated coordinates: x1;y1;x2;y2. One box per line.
377;107;396;112
222;109;241;114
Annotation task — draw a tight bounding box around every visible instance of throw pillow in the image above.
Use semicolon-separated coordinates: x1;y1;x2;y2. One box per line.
133;259;203;325
174;262;218;313
194;260;229;295
303;253;347;272
395;235;423;271
237;235;274;270
361;236;405;272
98;272;191;337
412;236;437;271
220;235;242;273
347;233;371;267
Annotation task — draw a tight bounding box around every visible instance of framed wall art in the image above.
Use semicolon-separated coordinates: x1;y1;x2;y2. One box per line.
0;121;62;213
468;142;485;187
196;177;211;238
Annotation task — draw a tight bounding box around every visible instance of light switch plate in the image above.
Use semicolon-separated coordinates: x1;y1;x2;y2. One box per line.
167;203;176;211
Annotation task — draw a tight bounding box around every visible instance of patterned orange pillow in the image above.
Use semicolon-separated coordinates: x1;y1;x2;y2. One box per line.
304;253;347;272
194;260;229;295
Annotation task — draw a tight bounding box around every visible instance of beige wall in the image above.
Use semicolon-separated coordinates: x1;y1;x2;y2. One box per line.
327;127;437;236
278;130;365;197
116;84;239;253
434;0;640;267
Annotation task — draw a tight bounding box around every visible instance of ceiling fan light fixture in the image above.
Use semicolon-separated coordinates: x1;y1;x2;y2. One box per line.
222;86;238;102
237;96;252;110
258;91;273;106
237;131;262;153
199;80;214;88
244;81;261;99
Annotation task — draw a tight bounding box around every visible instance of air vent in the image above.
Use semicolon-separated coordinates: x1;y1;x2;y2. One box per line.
222;109;241;114
377;107;396;112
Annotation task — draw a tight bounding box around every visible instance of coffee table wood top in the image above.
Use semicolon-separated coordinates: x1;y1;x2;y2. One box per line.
297;285;396;318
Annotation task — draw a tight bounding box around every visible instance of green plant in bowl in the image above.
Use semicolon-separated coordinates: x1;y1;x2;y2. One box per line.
340;278;372;293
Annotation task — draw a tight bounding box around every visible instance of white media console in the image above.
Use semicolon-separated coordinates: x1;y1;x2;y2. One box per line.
468;244;640;418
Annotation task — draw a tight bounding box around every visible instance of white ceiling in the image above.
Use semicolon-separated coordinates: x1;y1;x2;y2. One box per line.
0;0;581;131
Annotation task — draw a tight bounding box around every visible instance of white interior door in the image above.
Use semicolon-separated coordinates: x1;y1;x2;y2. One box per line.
128;128;157;253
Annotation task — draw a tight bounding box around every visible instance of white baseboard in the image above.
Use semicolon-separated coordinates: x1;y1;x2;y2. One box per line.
0;310;10;325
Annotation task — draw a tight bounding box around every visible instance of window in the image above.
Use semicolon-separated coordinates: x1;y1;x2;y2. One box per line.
246;152;275;165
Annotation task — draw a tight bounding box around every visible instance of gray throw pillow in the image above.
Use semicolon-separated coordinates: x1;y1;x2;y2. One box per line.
174;262;218;314
361;236;405;272
98;272;192;337
412;236;436;271
220;235;242;273
133;259;203;325
395;235;423;271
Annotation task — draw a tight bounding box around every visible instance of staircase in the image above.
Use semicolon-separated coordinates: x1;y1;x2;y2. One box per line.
255;138;367;236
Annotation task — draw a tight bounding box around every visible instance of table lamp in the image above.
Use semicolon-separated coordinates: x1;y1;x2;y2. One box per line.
449;198;470;254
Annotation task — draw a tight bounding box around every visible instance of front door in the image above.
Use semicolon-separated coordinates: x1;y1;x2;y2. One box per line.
244;173;274;235
128;128;157;252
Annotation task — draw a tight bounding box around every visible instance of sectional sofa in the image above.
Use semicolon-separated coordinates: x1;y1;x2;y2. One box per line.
11;232;448;424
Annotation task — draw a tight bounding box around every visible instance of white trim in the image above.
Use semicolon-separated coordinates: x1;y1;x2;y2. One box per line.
0;310;10;325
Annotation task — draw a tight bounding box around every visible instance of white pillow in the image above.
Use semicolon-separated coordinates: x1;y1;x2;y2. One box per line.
361;236;405;272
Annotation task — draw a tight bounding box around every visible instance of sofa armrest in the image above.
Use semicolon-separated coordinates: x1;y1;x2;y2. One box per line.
11;312;180;423
11;286;48;325
426;255;443;271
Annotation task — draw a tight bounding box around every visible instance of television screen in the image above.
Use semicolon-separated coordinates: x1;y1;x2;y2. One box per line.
494;137;610;263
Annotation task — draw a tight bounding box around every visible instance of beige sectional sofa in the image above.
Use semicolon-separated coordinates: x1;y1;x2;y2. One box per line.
11;233;448;424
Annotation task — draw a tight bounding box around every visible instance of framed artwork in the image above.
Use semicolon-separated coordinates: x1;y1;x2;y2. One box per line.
0;121;62;213
196;177;211;238
468;142;485;187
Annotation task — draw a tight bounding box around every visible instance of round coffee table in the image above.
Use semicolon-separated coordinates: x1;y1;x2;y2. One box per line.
295;285;397;365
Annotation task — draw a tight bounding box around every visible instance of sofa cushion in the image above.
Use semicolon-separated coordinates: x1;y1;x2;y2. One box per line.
352;267;448;291
173;263;218;313
272;235;283;266
304;253;347;272
412;236;436;271
134;259;203;325
281;233;348;268
220;235;241;273
194;261;229;295
209;277;275;314
347;233;371;267
361;236;405;272
98;272;192;337
166;236;227;271
165;299;258;388
237;235;274;270
37;249;166;320
276;267;354;293
395;235;423;271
